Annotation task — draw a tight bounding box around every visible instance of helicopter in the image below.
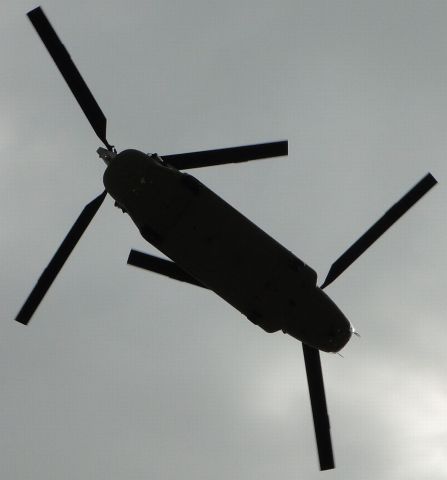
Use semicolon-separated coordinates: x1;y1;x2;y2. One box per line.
16;6;437;471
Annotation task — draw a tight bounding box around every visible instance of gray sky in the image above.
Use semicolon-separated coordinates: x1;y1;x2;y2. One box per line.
1;1;446;478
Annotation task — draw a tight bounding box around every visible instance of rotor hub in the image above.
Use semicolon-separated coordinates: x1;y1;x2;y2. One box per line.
97;147;117;165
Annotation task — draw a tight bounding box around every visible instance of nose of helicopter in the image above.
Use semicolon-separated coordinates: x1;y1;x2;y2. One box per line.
314;287;352;352
283;286;352;353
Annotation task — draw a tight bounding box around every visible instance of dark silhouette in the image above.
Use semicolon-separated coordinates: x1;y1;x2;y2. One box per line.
16;6;437;472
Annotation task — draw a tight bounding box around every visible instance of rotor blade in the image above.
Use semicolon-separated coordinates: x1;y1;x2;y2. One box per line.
27;7;112;149
162;140;288;170
15;191;107;325
128;250;206;288
302;343;334;471
321;173;437;289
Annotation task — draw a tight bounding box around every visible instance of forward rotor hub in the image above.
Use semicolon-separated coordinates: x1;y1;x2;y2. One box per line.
97;147;117;165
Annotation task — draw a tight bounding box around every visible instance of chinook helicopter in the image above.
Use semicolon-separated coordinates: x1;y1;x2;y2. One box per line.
16;6;437;471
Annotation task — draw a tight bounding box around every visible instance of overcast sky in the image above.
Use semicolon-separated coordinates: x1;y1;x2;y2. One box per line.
1;1;446;478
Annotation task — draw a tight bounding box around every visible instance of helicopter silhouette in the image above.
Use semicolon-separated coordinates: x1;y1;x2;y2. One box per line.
16;6;437;471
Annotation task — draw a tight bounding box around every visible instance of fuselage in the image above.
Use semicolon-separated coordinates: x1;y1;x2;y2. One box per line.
103;149;352;352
